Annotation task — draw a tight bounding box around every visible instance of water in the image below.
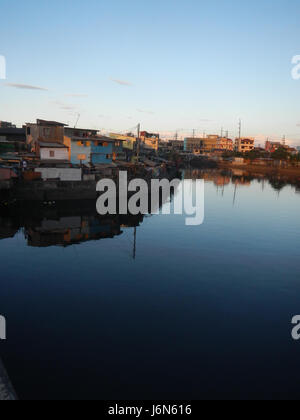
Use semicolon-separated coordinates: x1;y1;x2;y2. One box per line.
0;169;300;400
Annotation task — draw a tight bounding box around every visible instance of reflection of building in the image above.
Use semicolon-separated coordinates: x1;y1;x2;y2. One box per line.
26;215;123;247
0;217;19;239
235;138;255;153
213;176;231;187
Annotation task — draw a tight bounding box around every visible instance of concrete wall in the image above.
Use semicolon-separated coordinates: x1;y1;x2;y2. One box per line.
13;180;97;201
40;147;69;161
35;168;82;181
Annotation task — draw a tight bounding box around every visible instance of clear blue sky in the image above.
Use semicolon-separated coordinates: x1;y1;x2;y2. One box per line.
1;0;300;144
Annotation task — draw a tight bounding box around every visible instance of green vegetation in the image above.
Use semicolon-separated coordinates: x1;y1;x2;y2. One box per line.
271;146;290;161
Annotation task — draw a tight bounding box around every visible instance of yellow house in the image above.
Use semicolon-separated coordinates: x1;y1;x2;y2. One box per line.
109;133;137;150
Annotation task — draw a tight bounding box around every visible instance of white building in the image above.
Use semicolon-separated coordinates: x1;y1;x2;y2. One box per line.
38;141;69;161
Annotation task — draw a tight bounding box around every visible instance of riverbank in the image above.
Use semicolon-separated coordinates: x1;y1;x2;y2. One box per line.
0;166;181;203
218;161;300;177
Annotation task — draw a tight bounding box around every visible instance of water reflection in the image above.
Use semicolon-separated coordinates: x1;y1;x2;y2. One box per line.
0;202;144;247
1;169;300;246
0;169;300;400
184;168;300;193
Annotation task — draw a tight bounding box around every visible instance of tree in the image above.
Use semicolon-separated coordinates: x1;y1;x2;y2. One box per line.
271;146;289;161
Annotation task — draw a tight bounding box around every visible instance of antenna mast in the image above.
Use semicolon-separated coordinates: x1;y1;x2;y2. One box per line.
74;113;80;128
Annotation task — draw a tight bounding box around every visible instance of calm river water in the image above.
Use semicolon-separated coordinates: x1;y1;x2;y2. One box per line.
0;169;300;400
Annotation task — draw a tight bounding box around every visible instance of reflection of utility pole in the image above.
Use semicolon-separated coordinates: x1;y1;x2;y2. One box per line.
133;227;137;260
233;183;238;206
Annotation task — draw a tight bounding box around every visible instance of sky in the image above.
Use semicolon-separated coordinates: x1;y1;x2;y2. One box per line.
1;0;300;145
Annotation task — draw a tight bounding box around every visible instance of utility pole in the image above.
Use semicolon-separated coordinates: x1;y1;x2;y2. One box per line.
238;119;242;140
221;127;223;138
136;123;141;161
282;135;286;146
192;129;196;138
133;227;137;260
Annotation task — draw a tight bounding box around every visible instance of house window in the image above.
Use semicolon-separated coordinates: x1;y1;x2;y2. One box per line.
86;141;91;147
27;127;31;135
77;154;86;161
106;154;112;160
50;151;55;158
77;141;84;147
103;142;109;147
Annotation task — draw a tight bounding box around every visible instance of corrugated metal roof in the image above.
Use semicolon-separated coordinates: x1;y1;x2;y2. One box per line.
38;142;68;148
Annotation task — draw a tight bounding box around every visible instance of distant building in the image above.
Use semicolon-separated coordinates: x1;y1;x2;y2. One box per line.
0;126;26;145
235;138;255;153
216;137;233;151
200;135;219;153
140;131;159;151
25;119;67;152
0;121;16;128
184;137;205;154
184;135;219;154
265;140;282;153
110;133;137;152
285;147;298;156
169;140;184;151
